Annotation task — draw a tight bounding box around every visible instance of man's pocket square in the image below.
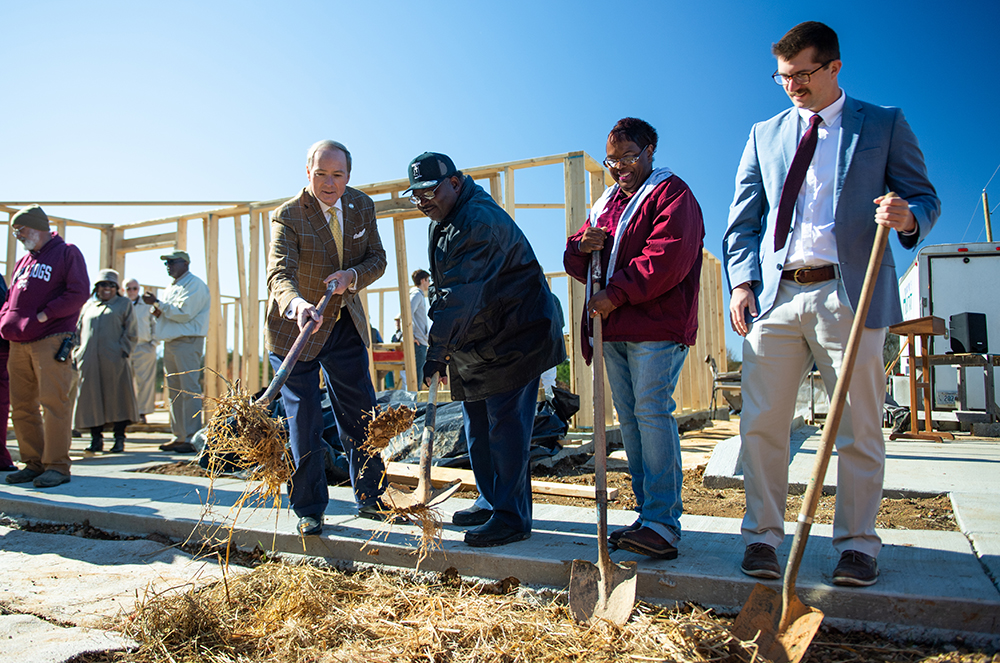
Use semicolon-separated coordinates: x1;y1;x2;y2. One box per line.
353;229;365;239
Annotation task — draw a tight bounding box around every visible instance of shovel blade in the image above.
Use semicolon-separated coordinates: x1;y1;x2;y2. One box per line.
731;583;824;663
383;479;463;511
568;559;638;626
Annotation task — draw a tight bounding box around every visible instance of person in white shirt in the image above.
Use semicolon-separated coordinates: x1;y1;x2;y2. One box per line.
409;269;430;385
723;21;939;587
143;251;209;453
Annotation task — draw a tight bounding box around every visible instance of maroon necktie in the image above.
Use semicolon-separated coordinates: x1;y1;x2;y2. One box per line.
774;113;823;251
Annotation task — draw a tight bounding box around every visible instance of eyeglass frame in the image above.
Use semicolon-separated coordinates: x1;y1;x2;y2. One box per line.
772;60;835;86
408;179;448;205
603;144;649;170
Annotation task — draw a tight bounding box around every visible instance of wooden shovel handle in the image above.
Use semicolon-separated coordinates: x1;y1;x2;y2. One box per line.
780;216;892;630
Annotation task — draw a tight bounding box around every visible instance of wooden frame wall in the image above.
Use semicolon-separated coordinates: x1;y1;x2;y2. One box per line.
0;151;727;426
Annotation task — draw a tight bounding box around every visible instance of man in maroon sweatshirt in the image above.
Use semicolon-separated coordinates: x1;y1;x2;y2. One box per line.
0;205;89;488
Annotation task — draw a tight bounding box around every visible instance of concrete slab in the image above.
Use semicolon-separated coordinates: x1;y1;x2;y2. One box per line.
0;614;135;663
951;492;1000;591
0;526;241;628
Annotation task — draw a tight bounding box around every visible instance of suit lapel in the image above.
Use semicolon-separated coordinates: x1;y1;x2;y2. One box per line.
836;96;864;215
780;109;800;176
340;189;356;269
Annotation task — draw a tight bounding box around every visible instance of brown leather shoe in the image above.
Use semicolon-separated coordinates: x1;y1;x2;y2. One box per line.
616;526;678;560
741;543;781;579
609;518;642;549
832;550;879;587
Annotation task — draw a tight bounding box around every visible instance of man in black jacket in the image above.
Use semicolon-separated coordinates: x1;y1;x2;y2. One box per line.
406;152;565;547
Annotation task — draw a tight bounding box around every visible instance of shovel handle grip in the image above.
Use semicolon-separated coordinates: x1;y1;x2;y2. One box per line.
256;279;338;407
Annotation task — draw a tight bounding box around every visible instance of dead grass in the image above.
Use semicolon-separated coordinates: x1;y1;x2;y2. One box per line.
117;560;761;663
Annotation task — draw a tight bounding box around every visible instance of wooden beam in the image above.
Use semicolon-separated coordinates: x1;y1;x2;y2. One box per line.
203;215;221;413
565;153;590;427
233;214;251;387
393;215;417;389
247;207;261;394
118;232;177;253
385;462;617;501
503;167;516;220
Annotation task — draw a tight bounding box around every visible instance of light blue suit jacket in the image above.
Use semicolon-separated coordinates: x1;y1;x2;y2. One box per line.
723;95;940;329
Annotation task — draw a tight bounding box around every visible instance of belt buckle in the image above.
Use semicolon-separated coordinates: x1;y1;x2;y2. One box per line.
793;268;809;285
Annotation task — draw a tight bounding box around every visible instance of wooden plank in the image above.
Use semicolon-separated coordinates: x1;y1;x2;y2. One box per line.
489;174;502;205
247;208;261;394
118;232;178;252
504;167;516;221
232;214;251;383
393;215;417;388
204;215;221;412
564;153;590;428
385;462;617;501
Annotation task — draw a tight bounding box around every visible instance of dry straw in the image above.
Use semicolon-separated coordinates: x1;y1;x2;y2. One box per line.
121;560;762;662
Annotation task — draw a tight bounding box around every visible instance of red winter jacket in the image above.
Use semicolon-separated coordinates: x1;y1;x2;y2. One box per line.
564;175;704;362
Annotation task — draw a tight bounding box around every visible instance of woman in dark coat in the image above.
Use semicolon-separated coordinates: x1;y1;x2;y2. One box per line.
73;269;139;453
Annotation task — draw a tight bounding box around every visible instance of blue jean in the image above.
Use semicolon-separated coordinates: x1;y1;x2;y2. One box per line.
269;315;385;518
414;343;428;384
462;376;540;532
603;340;688;544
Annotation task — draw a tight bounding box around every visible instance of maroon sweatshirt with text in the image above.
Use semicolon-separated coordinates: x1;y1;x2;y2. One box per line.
0;232;89;343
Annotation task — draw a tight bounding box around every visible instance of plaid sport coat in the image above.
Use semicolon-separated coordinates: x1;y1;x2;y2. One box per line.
265;186;386;361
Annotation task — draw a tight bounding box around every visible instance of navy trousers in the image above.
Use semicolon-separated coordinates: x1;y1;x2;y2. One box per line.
269;314;385;518
462;376;539;533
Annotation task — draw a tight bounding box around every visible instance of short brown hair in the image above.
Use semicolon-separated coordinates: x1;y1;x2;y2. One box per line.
772;21;840;64
608;117;658;156
412;269;430;286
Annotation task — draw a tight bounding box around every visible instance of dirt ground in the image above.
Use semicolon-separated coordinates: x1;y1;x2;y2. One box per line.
530;462;958;532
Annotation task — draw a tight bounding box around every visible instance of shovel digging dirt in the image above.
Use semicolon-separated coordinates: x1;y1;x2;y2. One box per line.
569;251;637;625
731;217;892;663
383;373;462;511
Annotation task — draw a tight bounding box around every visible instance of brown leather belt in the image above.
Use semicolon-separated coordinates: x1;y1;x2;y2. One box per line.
781;265;837;284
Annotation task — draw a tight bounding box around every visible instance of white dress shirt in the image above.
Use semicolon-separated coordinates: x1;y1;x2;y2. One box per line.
284;197;357;319
783;90;845;271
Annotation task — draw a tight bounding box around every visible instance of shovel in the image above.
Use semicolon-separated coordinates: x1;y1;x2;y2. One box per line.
383;373;462;509
569;250;638;625
256;279;338;408
732;217;892;663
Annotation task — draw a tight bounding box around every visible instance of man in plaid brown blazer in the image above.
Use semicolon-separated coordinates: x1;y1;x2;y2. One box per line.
266;140;388;536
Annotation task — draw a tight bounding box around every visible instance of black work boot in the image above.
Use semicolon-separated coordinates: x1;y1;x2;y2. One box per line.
87;435;104;453
110;436;125;453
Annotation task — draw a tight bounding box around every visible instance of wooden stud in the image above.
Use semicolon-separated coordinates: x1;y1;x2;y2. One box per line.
393;215;417;389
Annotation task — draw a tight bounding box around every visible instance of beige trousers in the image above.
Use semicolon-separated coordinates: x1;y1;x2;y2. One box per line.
740;278;886;557
131;340;158;415
163;336;204;443
8;335;75;475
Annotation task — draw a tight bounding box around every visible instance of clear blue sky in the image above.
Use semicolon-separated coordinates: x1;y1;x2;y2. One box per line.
3;0;998;355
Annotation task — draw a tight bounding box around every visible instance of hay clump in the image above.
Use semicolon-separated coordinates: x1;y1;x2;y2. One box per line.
201;380;293;498
120;560;761;662
362;404;416;453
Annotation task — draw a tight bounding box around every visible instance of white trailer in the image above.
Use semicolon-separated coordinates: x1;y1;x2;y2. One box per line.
896;242;1000;420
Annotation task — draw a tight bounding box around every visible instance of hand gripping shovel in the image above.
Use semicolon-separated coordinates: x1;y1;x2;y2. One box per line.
569;250;637;625
732;217;892;663
256;280;338;408
383;373;462;509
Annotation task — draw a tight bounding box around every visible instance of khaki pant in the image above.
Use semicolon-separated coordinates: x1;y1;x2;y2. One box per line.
131;340;158;415
163;336;203;443
740;279;887;557
9;335;75;475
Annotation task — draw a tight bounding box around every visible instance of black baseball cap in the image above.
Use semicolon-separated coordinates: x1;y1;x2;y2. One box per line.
403;152;457;194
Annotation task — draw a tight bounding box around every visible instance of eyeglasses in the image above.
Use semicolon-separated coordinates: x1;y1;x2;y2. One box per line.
10;226;26;237
96;282;117;289
772;61;834;86
408;180;446;205
603;145;648;170
126;286;139;291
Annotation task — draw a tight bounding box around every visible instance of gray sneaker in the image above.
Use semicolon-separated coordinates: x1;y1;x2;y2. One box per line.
32;470;71;488
5;468;42;484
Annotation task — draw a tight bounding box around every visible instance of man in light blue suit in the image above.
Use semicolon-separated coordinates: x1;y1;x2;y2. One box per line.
724;21;939;587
